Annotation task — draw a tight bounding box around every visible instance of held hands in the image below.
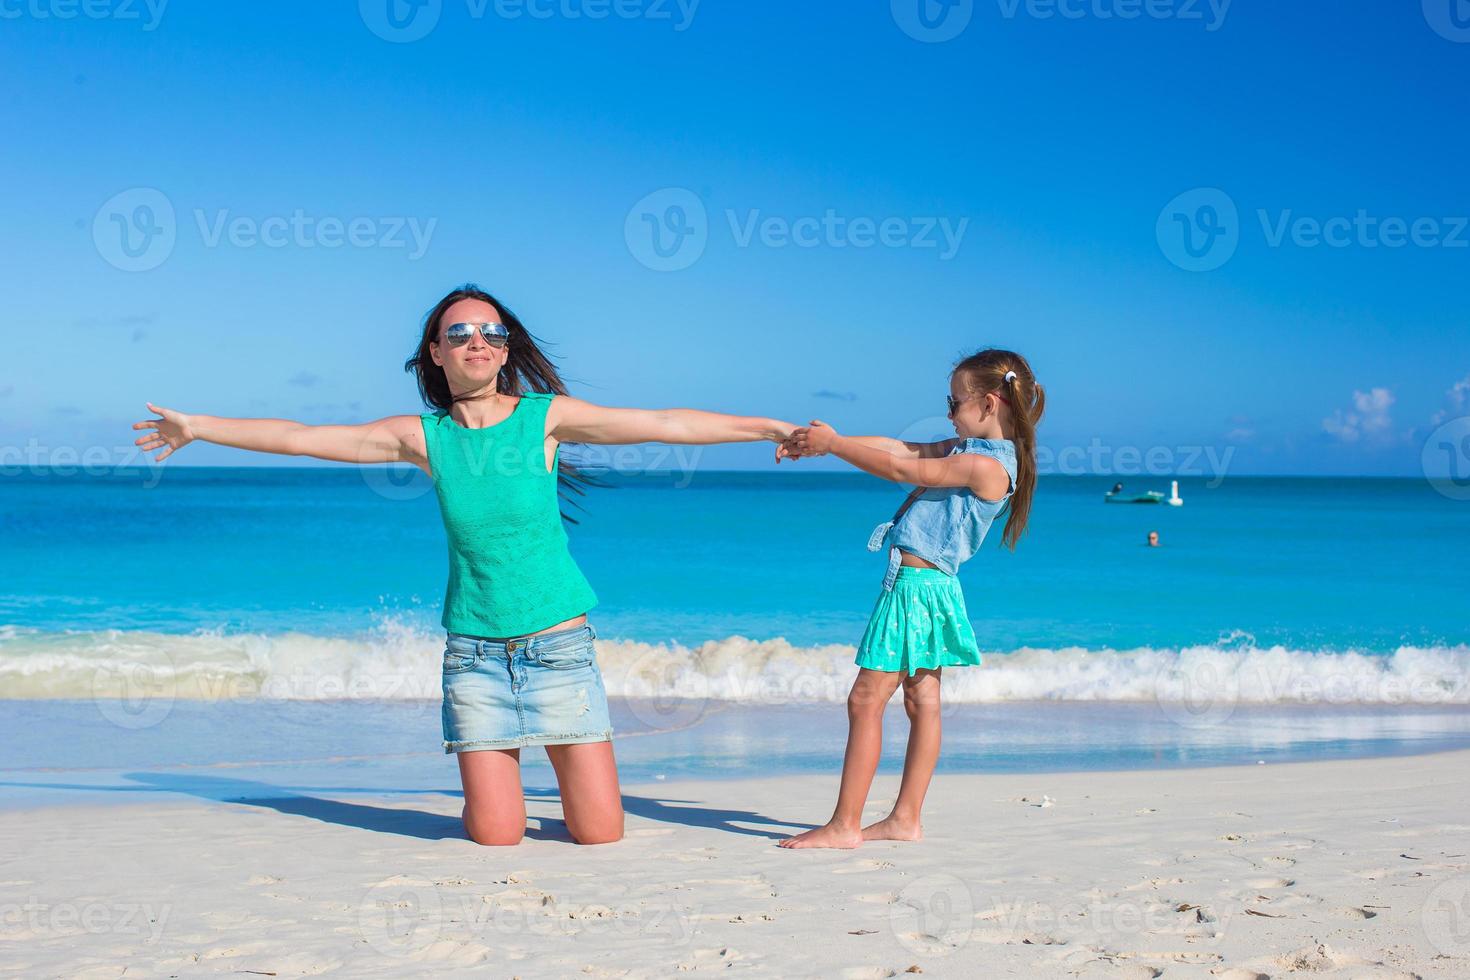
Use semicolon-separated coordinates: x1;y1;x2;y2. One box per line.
132;403;196;462
775;419;840;463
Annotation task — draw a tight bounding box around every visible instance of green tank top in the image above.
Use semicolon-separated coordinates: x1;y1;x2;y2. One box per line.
419;392;598;638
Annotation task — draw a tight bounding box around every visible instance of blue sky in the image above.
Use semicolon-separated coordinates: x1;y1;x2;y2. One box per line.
2;0;1467;478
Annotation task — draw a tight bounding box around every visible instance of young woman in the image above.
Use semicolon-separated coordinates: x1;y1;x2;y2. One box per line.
131;284;797;846
777;349;1043;849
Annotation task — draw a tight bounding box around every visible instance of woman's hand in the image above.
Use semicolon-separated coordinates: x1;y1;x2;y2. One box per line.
132;403;196;462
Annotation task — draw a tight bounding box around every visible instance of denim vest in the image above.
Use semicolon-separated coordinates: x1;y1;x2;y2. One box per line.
866;438;1018;590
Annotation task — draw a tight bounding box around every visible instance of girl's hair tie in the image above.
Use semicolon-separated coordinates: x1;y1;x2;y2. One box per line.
1003;370;1017;384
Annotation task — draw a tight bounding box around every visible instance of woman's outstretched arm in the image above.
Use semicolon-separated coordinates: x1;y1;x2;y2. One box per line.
548;396;795;448
131;403;428;470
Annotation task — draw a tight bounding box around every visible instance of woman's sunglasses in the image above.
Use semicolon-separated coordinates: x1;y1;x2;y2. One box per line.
443;321;510;349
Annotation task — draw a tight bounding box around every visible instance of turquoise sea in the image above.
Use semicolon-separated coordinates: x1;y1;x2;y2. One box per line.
2;467;1468;808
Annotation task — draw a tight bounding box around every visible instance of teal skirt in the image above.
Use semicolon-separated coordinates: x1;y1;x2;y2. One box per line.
854;566;982;675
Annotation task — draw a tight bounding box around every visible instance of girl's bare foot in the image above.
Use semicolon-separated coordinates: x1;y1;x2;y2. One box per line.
778;821;864;849
861;815;923;841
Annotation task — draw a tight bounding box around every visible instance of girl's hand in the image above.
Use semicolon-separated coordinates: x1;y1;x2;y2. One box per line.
782;429;817;464
132;403;196;462
795;419;840;455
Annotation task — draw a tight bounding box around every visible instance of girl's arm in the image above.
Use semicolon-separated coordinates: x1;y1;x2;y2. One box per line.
549;396;795;447
132;403;428;470
842;436;961;459
795;420;1009;498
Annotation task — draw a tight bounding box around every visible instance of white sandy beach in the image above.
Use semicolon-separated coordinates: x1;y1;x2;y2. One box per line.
2;749;1467;979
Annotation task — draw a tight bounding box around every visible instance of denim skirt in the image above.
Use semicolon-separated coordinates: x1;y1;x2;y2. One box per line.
441;623;614;753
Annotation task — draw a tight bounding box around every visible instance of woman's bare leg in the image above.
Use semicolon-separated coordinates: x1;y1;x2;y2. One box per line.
864;667;942;841
545;741;624;845
779;668;904;850
457;748;527;845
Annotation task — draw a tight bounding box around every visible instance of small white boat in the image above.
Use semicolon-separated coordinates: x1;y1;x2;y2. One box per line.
1104;480;1184;506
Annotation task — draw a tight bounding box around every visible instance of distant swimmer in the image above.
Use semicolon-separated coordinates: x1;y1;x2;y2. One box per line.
1147;530;1160;547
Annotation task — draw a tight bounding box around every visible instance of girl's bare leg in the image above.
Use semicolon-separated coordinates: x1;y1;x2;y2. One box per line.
457;748;527;845
545;741;624;845
864;667;942;841
780;668;903;849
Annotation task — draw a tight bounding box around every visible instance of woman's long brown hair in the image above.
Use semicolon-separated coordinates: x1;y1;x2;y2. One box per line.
404;284;598;521
953;348;1045;550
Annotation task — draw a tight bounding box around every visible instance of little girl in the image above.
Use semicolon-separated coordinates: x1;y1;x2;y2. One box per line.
777;349;1043;849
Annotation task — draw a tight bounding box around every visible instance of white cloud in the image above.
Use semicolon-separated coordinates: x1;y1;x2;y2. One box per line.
1224;415;1254;442
1430;374;1470;426
1323;387;1394;443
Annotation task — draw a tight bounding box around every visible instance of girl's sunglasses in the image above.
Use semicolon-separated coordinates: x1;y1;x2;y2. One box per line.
948;390;1011;415
444;321;510;348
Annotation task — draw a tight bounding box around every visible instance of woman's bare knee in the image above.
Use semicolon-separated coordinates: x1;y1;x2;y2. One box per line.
462;808;525;846
569;821;624;845
465;823;525;846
